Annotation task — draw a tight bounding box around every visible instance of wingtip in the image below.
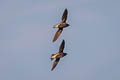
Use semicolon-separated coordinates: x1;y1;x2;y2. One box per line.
52;40;55;42
52;36;56;42
51;68;54;71
65;8;68;12
63;39;65;43
53;36;58;42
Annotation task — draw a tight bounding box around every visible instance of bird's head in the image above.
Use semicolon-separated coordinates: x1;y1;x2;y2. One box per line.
66;23;70;26
63;53;67;56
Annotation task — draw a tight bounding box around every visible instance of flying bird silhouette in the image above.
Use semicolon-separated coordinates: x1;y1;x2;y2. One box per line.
52;9;70;42
50;40;67;71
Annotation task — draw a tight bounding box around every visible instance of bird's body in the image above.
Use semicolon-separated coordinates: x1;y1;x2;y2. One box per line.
51;52;67;60
53;23;69;28
50;40;67;71
52;9;70;42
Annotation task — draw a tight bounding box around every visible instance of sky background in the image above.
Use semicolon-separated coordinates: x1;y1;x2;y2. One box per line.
0;0;120;80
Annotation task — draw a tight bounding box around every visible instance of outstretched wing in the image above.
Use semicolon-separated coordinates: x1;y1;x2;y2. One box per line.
51;58;60;71
59;40;65;53
53;28;63;42
61;8;68;23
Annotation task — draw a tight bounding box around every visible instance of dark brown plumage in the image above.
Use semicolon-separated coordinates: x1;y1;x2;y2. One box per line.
51;40;67;71
53;28;63;42
61;8;68;23
51;58;60;71
52;9;70;42
59;39;65;53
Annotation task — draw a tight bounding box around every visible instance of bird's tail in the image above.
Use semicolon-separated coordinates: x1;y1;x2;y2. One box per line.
50;54;55;61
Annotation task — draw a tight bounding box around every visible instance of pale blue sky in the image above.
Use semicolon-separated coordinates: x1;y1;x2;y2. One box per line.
0;0;120;80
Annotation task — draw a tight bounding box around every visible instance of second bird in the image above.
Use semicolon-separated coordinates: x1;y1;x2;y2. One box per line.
52;8;70;42
50;40;67;71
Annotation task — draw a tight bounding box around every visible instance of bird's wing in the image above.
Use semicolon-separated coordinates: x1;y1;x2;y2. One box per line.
51;58;60;71
61;8;68;23
53;28;63;42
59;40;65;53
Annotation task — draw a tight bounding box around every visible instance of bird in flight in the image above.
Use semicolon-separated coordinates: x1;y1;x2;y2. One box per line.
50;40;67;71
52;8;70;42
